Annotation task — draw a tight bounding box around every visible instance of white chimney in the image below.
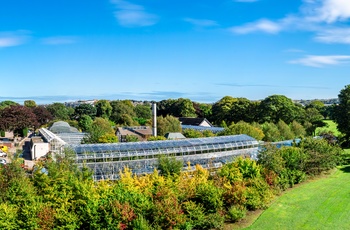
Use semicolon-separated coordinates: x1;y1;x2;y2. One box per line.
152;102;157;137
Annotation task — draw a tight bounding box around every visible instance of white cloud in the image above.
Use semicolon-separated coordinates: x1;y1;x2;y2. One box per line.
111;0;158;27
230;0;350;44
42;36;77;45
230;19;281;34
184;18;218;27
315;28;350;43
309;0;350;23
289;55;350;67
0;31;29;47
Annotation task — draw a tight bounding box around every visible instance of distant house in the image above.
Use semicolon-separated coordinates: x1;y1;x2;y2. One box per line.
179;117;213;127
30;136;49;160
116;126;153;142
164;132;186;140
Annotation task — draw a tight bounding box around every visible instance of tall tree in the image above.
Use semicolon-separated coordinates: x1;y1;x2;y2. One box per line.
78;115;93;132
211;96;237;125
110;100;136;125
74;104;97;120
46;103;73;121
157;115;182;136
218;121;264;141
95;100;112;119
135;104;151;120
258;95;303;124
0;105;38;133
157;99;177;117
334;84;350;145
303;107;325;136
228;98;258;124
82;117;117;143
32;106;53;129
173;98;196;117
193;102;212;118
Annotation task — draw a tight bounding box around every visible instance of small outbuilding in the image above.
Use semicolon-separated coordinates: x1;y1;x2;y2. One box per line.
30;136;49;160
164;132;186;140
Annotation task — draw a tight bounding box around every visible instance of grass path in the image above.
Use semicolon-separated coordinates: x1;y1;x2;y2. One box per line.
245;166;350;230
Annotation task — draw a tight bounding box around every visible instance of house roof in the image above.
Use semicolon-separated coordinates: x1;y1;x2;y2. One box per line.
179;117;213;127
117;126;153;137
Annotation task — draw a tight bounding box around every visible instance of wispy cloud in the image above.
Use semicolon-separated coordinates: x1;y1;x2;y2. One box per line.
184;18;218;27
230;0;350;44
0;31;30;48
42;36;77;45
289;55;350;67
230;19;281;34
314;28;350;44
110;0;158;27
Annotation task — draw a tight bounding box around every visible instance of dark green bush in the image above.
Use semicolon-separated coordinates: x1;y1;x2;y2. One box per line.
300;137;343;175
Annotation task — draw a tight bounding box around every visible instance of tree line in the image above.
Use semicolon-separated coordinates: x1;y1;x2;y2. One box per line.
0;84;350;146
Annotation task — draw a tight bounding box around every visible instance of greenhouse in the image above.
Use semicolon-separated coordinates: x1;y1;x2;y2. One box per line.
39;128;259;181
70;134;259;180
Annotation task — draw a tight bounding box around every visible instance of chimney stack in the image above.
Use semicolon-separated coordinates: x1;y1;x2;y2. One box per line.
152;102;157;137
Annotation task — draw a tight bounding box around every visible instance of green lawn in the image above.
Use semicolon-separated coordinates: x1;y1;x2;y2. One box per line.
245;166;350;230
316;120;341;136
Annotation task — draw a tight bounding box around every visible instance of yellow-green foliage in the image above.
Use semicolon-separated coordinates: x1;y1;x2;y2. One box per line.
0;204;18;230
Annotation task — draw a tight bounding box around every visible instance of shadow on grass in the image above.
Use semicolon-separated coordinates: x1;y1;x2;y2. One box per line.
339;165;350;173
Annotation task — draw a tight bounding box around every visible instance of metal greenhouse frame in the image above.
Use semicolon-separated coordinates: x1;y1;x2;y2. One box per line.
69;134;259;180
39;128;259;181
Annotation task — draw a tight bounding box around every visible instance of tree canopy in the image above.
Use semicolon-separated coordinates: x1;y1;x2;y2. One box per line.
0;105;38;132
334;84;350;145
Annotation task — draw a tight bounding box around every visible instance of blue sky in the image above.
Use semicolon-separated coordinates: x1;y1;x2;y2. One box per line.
1;0;350;104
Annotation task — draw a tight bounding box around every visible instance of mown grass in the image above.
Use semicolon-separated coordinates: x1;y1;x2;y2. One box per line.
316;120;341;136
244;166;350;230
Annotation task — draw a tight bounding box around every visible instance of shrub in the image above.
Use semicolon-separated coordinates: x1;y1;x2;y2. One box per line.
157;155;183;177
151;186;186;229
195;182;224;213
223;182;247;207
182;201;206;229
218;163;243;184
202;212;225;229
244;178;273;210
235;157;261;179
262;122;281;142
227;205;247;222
131;215;151;230
300;137;343;175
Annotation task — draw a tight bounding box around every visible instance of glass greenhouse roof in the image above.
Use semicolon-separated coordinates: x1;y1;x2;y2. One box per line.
70;134;258;155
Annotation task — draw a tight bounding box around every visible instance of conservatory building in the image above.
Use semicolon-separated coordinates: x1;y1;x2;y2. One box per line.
39;127;259;181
